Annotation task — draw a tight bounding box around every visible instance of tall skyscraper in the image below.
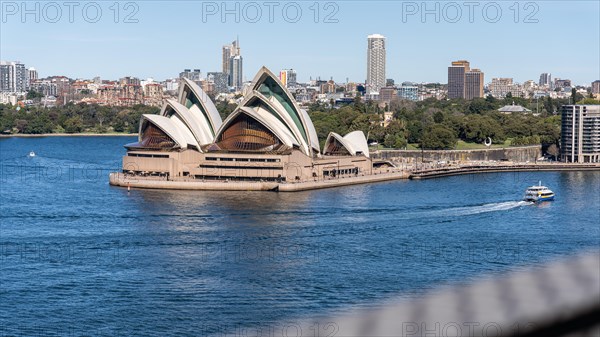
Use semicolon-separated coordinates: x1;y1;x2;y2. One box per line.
367;34;386;94
447;60;483;100
222;38;243;90
465;69;484;100
539;73;552;87
230;55;243;90
0;61;27;93
447;60;469;99
279;69;297;88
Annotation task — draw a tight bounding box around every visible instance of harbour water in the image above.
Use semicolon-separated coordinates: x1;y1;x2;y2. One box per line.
1;136;599;336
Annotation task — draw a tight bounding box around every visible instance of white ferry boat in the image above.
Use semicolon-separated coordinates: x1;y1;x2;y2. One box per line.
524;181;555;202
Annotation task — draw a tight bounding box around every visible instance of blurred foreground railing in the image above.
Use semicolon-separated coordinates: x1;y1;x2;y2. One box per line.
259;251;600;337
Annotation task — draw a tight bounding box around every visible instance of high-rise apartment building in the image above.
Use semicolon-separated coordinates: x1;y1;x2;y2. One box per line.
229;55;243;90
367;34;386;94
561;105;600;163
222;38;243;90
279;69;297;88
539;73;552;87
27;67;38;89
0;61;28;93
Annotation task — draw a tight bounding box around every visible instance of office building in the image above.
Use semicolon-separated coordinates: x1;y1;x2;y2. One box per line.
447;60;483;100
465;69;484;99
561;105;600;163
447;60;469;99
367;34;386;93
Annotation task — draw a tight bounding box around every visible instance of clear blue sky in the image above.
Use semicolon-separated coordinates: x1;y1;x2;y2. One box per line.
1;1;599;85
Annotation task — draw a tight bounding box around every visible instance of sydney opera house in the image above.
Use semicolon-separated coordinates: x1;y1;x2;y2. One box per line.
110;67;403;191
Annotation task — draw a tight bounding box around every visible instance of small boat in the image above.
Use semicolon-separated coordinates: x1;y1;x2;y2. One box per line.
28;151;36;157
524;181;555;202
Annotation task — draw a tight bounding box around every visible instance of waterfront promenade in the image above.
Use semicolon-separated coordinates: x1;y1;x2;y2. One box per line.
110;161;600;191
408;162;600;180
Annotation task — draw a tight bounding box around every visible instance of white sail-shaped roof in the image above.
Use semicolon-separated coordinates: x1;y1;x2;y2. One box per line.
216;106;300;148
139;114;197;150
161;99;213;146
323;131;370;158
247;67;314;156
343;131;369;158
301;108;320;153
239;91;310;155
178;78;222;136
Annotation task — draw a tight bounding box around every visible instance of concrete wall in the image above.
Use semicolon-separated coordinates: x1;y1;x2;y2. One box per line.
373;146;542;163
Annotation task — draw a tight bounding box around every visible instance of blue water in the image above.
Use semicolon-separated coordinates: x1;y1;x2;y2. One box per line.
1;137;599;336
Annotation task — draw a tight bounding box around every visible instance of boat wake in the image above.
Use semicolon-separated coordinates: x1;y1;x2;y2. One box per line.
431;201;533;217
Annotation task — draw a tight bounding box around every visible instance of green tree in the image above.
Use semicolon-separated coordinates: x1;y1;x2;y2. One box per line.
421;124;457;150
64;116;83;133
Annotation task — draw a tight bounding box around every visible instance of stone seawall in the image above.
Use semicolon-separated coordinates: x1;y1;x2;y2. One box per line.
373;146;542;163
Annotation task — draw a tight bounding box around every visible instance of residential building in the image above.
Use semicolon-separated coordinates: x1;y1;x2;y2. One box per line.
229;55;243;90
554;79;572;89
27;67;38;88
279;69;297;88
398;85;418;101
0;61;27;93
179;69;201;83
561;105;600;163
592;80;600;94
207;72;229;94
366;34;386;93
489;78;514;98
539;73;552;87
379;86;396;102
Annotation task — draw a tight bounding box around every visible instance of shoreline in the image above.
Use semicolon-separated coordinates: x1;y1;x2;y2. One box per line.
109;171;411;192
0;133;137;138
109;163;600;192
409;163;600;179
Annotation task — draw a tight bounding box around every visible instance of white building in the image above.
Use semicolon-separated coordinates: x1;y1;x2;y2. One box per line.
230;55;243;91
0;61;28;93
367;34;386;94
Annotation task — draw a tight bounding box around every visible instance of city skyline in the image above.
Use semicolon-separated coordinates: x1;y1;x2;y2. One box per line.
1;1;598;84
